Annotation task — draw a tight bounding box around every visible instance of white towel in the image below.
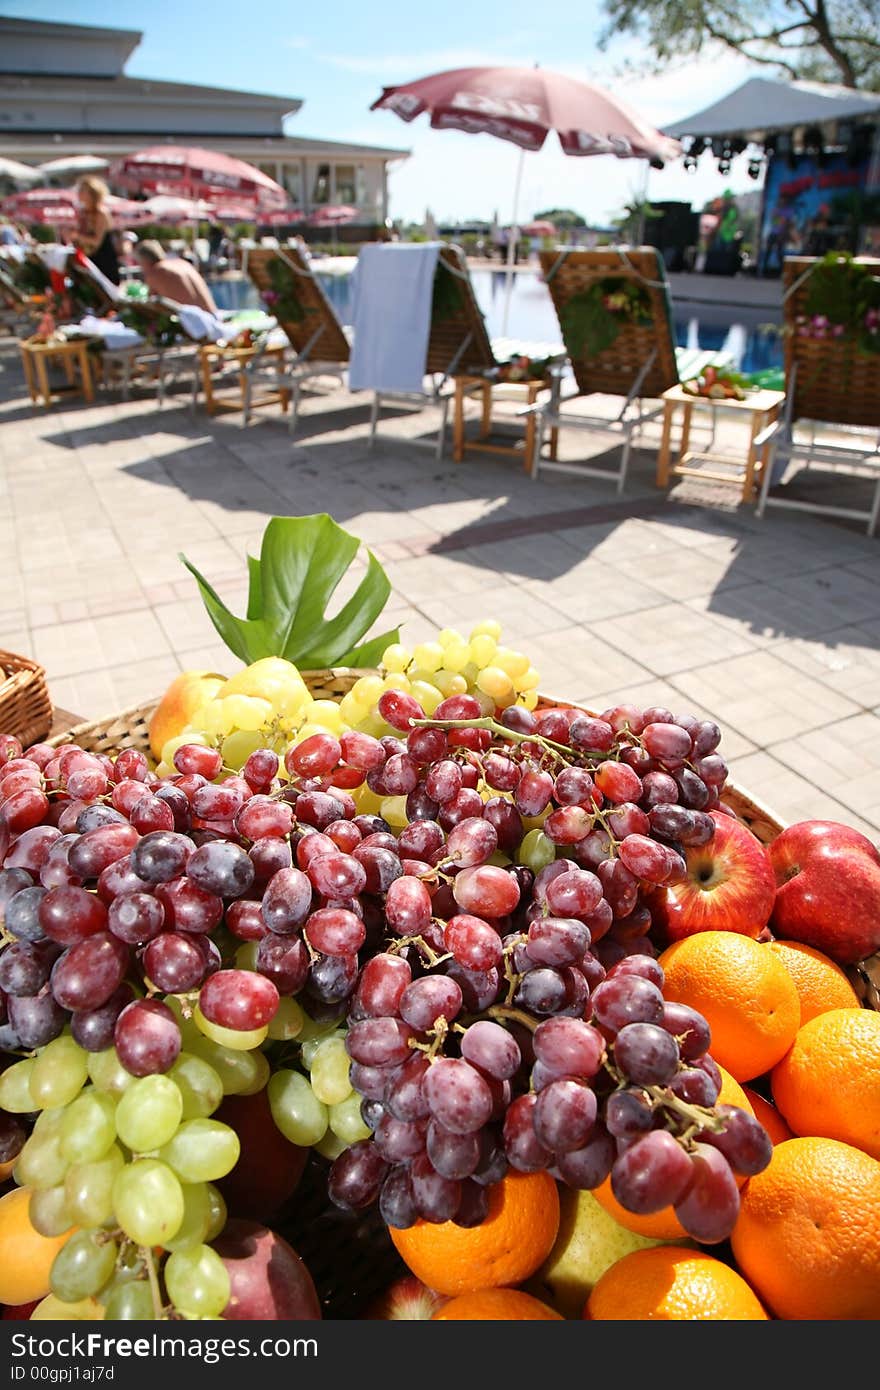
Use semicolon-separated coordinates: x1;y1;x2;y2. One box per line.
76;314;143;350
177;304;227;342
348;242;442;393
39;244;69;273
75;254;122;305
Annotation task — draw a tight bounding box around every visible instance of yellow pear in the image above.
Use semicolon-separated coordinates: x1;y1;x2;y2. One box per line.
528;1187;686;1318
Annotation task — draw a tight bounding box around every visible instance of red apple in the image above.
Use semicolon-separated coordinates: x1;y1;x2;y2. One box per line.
363;1275;446;1320
650;811;776;941
769;819;880;963
216;1089;307;1222
214;1220;321;1320
2;1302;38;1320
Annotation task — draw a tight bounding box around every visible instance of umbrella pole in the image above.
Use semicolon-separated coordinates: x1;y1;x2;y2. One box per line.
501;147;525;336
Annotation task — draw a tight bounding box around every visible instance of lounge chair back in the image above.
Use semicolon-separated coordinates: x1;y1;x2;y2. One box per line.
246;246;350;364
782;255;880;428
67;255;119;318
539;246;678;399
425;244;495;378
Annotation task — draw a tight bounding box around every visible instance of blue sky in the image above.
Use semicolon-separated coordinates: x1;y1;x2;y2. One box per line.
5;0;759;221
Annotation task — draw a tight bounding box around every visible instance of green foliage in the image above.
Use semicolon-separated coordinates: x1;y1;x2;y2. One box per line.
181;515;399;668
14;259;51;293
261;258;311;324
117;303;181;349
560;277;653;360
599;0;880;89
432;261;463;321
803;252;880;354
533;208;586;228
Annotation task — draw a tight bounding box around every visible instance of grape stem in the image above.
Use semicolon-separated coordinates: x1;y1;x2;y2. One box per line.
645;1084;726;1138
141;1245;165;1321
487;1003;538;1034
409;716;574;761
387;933;451;969
408;1015;449;1060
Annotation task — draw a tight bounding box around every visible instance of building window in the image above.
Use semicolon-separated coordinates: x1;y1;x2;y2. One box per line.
334;164;356;204
312;163;330;205
280;163;302;205
355;164;367;206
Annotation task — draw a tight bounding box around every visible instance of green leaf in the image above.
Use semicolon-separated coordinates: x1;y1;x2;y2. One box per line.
344;627;401;669
245;554;263;622
181;515;395;670
178;556;268;663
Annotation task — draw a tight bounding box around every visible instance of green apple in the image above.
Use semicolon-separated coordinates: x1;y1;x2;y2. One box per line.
528;1188;687;1318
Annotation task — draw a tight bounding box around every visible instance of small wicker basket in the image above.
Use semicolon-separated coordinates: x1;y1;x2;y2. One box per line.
0;648;52;748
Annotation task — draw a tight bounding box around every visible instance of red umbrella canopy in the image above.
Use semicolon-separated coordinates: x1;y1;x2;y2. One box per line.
1;187;77;224
309;205;358;226
111;146;287;210
258;206;306;227
372;66;679;162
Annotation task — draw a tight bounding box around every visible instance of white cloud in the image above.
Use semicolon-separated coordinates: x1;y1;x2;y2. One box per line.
283;36;311;50
318;40;535;78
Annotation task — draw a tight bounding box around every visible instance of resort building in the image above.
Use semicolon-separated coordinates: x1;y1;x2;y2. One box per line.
0;16;408;221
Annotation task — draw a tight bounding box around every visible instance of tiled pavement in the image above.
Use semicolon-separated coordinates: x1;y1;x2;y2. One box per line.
1;336;878;836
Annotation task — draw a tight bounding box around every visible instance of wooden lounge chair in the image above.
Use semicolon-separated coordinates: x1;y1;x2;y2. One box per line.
755;255;880;536
0;254;48;337
97;296;202;409
531;247;725;492
245;244;350;431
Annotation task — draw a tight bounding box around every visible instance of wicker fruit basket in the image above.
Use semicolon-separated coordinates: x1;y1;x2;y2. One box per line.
36;671;880;1314
0;648;52;749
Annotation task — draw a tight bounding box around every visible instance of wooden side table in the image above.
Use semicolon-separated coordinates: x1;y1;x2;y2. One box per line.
20;336;96;407
656;385;786;502
199;343;289;417
453;376;558;471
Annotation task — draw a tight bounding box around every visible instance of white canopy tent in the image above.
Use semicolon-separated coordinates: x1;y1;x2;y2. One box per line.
666;76;880;141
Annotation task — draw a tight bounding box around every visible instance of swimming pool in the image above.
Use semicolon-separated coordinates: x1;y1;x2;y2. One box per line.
211;264;784;375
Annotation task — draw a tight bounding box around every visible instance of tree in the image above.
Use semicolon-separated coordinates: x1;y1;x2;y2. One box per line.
532;207;587;227
600;1;880;89
613;198;663;243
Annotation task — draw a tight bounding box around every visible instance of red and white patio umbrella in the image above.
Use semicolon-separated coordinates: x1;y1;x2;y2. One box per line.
371;65;679;328
257;206;306;227
309;205;359;227
140;194;215;224
522;219;557;237
1;187;77;226
111;146;287;211
208;200;257;223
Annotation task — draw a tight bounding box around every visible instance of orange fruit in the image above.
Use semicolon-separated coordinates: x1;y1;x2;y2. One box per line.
433;1288;563;1320
659;932;800;1081
742;1089;794;1146
0;1187;73;1306
593;1065;754;1234
771;1008;880;1159
586;1247;767;1320
768;941;859;1022
389;1171;559;1297
731;1137;880;1319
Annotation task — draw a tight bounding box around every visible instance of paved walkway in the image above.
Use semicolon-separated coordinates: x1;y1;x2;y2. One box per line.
1;337;878;836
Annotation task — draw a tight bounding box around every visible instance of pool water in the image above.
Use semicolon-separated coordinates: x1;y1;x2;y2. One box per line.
211;264;784;375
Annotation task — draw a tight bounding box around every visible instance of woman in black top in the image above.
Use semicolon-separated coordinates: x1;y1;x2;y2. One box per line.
73;176;120;284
